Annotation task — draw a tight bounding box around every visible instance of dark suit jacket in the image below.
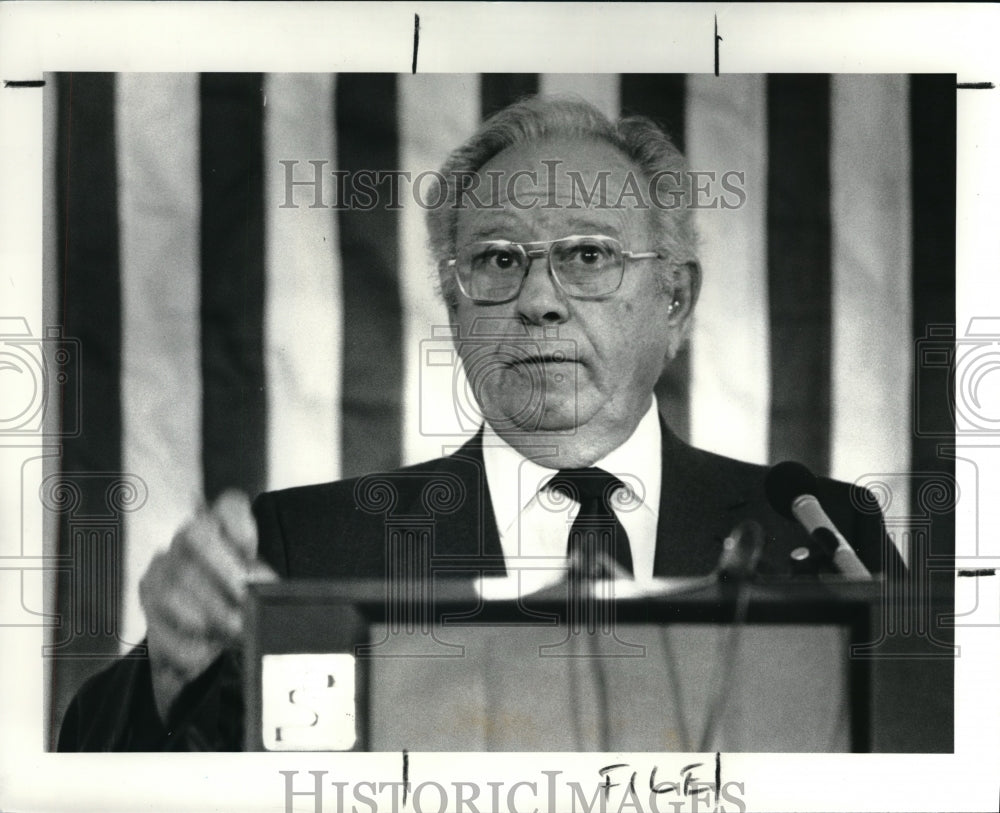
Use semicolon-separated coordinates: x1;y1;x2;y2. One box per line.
57;422;900;751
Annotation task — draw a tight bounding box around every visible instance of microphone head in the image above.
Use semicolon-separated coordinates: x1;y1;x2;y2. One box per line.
764;461;819;518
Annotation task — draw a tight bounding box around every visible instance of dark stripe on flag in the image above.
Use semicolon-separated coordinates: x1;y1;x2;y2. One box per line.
481;74;539;119
336;74;403;477
51;72;123;742
620;75;686;150
199;74;267;501
907;75;956;753
621;75;690;442
767;75;832;474
910;74;956;555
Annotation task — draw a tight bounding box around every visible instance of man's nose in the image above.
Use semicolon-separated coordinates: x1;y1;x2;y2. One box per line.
515;255;569;324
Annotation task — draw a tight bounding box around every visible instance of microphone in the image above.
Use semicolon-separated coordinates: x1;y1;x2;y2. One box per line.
716;519;765;582
764;461;872;580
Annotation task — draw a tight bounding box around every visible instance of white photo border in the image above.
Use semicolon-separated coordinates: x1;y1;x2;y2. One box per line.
1;3;998;812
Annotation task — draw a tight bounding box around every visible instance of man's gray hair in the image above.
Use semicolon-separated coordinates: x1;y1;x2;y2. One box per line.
426;95;699;308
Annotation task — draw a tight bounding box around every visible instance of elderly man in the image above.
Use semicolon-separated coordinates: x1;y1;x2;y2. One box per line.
58;96;897;751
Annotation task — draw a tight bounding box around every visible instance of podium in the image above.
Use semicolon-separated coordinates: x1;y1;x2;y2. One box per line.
244;578;952;753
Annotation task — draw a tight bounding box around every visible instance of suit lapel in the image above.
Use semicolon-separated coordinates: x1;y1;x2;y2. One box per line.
653;418;748;576
417;431;506;574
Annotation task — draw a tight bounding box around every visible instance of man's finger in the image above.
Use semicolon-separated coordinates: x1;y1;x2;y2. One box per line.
173;514;252;604
212;489;258;560
247;558;280;583
147;553;244;641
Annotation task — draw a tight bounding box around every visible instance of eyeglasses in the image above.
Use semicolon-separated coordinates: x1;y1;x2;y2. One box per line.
445;235;663;304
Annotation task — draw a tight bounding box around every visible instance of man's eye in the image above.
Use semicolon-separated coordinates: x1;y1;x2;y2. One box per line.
564;242;611;266
487;251;517;270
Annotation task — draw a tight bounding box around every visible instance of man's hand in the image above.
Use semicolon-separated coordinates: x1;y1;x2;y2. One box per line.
138;490;277;723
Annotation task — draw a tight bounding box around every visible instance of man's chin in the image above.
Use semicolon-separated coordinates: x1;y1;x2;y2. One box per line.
479;397;582;435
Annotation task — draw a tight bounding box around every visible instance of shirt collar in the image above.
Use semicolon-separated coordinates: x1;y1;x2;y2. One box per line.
481;398;662;536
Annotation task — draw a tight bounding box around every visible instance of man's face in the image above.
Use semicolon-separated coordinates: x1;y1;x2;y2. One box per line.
449;136;691;453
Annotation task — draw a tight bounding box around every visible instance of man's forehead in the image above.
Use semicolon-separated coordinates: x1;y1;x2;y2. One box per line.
463;213;628;242
477;136;640;186
457;136;653;237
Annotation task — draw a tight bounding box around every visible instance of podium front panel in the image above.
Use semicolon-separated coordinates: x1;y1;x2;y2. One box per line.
243;578;911;753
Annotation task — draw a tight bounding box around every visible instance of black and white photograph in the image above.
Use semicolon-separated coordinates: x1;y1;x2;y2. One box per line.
0;3;997;812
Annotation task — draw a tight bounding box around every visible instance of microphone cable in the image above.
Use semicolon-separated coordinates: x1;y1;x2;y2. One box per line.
697;519;765;752
566;629;586;750
573;548;615;751
585;625;613;752
656;624;693;752
696;573;752;752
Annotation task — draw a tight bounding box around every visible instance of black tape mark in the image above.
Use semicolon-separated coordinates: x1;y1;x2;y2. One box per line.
402;749;409;804
412;14;420;74
714;15;722;77
714;752;721;799
957;82;994;90
4;79;45;88
957;568;997;577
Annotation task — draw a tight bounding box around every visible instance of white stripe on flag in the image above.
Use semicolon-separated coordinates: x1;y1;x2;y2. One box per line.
399;74;481;464
539;74;620;121
264;73;342;489
830;75;911;550
118;74;202;648
687;75;770;465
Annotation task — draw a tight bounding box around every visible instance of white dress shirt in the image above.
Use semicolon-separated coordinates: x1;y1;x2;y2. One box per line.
481;398;662;592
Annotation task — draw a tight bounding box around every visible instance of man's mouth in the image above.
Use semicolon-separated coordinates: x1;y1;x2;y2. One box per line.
506;352;574;367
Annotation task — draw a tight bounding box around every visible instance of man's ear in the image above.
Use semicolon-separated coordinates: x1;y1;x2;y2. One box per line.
663;260;701;363
666;260;701;325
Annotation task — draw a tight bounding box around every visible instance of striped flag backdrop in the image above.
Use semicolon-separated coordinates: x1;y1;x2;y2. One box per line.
46;73;955;745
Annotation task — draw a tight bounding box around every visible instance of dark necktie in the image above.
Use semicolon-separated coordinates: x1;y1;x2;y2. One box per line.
547;467;634;579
